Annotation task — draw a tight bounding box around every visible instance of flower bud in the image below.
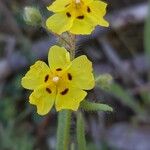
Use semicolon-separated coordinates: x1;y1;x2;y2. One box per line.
23;7;42;26
96;74;113;90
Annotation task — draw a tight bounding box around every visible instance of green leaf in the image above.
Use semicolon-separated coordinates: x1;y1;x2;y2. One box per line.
80;101;113;112
77;112;86;150
96;74;113;90
109;83;143;114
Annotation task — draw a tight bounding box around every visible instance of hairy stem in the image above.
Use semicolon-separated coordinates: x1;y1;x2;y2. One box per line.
77;112;87;150
56;110;71;150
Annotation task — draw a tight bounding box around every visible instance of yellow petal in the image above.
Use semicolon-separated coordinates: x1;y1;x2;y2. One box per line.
88;1;109;27
68;55;95;90
21;61;51;90
48;45;71;71
46;12;73;35
47;0;70;12
69;16;94;35
82;0;93;4
55;86;87;111
29;85;56;115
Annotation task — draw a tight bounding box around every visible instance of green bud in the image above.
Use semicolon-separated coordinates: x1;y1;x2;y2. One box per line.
23;7;42;26
80;101;113;112
96;73;113;90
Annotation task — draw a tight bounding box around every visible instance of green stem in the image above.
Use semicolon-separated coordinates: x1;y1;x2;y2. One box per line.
42;23;72;48
77;112;87;150
56;110;71;150
68;33;76;60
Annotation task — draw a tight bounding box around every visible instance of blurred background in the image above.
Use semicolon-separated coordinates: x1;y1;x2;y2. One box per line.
0;0;150;150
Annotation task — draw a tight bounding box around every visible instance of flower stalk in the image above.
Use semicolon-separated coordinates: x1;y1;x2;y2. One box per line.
76;112;87;150
56;32;76;150
67;33;76;60
56;110;71;150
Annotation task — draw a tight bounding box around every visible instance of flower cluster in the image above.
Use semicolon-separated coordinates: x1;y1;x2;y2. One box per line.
22;0;109;115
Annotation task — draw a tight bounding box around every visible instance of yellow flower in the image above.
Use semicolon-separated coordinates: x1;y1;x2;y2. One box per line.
46;0;109;35
21;45;95;115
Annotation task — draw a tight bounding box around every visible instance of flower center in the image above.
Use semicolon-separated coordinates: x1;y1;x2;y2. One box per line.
52;76;60;83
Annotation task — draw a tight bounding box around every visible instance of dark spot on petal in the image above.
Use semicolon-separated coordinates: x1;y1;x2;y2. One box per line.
56;68;62;71
60;88;69;95
67;73;72;80
65;3;70;7
66;12;71;18
44;75;49;82
87;6;91;13
46;88;52;94
77;15;84;19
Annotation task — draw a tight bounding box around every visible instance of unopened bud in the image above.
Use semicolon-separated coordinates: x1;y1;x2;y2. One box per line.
23;7;42;26
96;74;113;90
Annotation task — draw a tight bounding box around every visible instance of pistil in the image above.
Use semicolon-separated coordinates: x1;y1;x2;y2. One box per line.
75;0;80;4
52;76;60;83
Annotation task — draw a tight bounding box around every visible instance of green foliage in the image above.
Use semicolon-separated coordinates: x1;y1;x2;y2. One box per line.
76;112;87;150
109;83;143;114
80;101;113;112
0;98;16;123
87;142;112;150
0;73;34;150
144;1;150;59
0;123;34;150
4;75;22;99
87;143;98;150
144;1;150;101
141;91;150;103
56;110;71;150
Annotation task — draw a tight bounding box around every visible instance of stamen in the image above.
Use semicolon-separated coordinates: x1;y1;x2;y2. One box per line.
52;76;59;83
75;0;81;4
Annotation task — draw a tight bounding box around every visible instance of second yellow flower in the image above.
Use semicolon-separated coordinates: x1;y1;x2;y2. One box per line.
46;0;109;35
